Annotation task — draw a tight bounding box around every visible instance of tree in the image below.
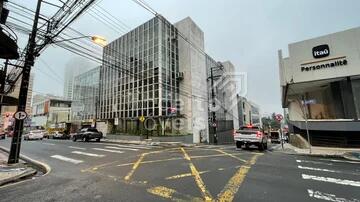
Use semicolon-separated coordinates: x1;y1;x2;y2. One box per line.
261;113;281;130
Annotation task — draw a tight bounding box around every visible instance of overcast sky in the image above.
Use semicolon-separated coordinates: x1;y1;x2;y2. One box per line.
17;0;360;115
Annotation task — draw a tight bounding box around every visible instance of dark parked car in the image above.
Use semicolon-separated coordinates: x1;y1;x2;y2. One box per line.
72;128;103;142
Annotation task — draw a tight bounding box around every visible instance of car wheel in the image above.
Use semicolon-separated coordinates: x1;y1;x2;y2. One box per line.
258;143;264;151
73;138;77;142
236;141;242;149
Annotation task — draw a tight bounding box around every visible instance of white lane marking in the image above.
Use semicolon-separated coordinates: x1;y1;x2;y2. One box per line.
43;142;55;146
92;148;124;153
308;189;360;202
298;166;339;173
93;143;150;149
302;174;360;187
68;146;86;150
71;151;105;157
51;155;83;164
296;159;333;165
105;146;138;151
320;159;360;164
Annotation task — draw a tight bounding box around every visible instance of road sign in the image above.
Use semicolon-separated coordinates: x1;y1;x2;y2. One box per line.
139;116;145;122
275;114;283;122
13;111;27;120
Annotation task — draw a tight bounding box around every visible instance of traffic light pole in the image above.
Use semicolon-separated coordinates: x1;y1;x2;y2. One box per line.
8;0;42;164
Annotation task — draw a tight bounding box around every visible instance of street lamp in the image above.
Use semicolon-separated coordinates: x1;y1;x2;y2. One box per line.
52;35;107;46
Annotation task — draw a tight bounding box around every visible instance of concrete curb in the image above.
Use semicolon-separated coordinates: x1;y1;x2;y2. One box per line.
343;152;360;162
281;145;360;162
0;146;51;176
0;168;37;186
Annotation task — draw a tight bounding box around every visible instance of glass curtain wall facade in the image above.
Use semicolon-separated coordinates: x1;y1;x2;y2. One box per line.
100;16;180;130
73;66;100;121
289;77;360;120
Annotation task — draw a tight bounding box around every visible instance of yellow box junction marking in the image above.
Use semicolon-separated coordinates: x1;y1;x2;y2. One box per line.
181;148;213;201
215;149;247;163
166;170;210;180
124;153;147;181
217;154;262;202
147;186;176;199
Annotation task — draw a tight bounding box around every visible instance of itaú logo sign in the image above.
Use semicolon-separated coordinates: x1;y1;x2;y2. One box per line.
312;44;330;58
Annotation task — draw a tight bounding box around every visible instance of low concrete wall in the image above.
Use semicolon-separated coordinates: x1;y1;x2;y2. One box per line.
106;134;194;144
289;133;310;149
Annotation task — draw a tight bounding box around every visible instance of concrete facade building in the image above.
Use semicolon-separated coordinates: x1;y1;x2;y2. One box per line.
32;98;71;127
279;27;360;147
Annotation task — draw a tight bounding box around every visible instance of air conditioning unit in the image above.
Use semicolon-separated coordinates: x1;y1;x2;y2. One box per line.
176;72;184;80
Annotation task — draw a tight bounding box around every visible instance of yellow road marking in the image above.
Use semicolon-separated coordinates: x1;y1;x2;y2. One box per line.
124;153;147;181
116;153;246;167
147;186;203;201
216;149;247;163
147;186;176;199
181;148;213;201
166;170;210;180
217;154;261;201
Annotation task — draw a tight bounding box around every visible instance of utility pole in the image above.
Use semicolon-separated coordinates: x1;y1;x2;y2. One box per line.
0;59;9;115
8;0;42;164
210;67;217;144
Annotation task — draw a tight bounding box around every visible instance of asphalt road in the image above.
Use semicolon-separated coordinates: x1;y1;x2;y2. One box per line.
0;138;359;202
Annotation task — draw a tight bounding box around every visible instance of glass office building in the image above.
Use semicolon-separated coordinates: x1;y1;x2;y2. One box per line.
100;16;180;131
73;66;100;121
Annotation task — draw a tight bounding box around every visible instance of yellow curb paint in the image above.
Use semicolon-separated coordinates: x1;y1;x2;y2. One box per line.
217;154;261;202
215;150;247;163
181;148;213;201
124;153;147;181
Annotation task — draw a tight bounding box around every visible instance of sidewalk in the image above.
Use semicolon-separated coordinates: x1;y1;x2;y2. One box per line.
0;150;37;186
282;143;360;161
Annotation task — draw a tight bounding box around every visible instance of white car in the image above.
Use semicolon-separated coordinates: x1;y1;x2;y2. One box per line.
24;130;44;140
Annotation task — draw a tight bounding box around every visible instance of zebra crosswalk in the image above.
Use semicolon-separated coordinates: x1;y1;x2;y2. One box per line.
50;144;153;165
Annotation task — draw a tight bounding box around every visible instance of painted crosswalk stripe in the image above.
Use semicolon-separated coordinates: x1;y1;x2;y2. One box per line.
72;151;105;157
302;174;360;187
319;158;360;164
51;155;83;164
68;146;86;150
307;189;359;202
43;142;55;146
296;159;333;165
105;146;138;151
93;148;124;153
298;166;339;173
93;143;151;149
